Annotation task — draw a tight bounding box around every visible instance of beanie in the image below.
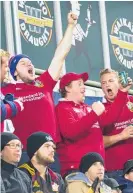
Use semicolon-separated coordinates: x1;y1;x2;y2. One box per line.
27;132;54;159
9;54;30;80
1;132;20;150
79;152;104;173
123;160;133;176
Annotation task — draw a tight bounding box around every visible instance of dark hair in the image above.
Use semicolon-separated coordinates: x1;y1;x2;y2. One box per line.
59;82;72;98
126;167;133;174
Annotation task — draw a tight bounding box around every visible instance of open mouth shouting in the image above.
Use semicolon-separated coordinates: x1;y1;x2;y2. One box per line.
28;67;34;76
107;88;113;96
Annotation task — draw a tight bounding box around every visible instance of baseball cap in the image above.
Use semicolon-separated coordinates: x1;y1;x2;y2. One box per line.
104;178;127;190
60;72;88;90
123;159;133;176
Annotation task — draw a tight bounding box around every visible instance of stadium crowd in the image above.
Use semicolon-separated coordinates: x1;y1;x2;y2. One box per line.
1;11;133;193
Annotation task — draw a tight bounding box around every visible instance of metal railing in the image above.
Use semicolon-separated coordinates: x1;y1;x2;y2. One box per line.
35;68;133;95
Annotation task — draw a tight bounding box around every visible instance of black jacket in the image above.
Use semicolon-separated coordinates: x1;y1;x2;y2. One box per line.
1;159;32;193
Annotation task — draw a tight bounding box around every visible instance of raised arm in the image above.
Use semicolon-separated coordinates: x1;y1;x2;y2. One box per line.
48;12;78;81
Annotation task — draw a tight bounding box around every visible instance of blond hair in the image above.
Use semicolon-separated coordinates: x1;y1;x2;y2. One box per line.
0;49;10;58
100;68;118;78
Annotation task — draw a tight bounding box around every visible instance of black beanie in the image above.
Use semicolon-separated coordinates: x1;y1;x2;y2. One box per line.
1;132;20;150
27;132;54;159
79;152;104;173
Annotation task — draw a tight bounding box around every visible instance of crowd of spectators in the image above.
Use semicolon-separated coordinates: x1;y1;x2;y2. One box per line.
1;11;133;193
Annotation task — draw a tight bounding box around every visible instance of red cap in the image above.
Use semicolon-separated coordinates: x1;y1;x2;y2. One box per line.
60;72;89;89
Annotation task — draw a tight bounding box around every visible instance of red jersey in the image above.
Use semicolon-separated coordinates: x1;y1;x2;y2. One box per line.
55;90;127;176
103;95;133;171
2;71;57;148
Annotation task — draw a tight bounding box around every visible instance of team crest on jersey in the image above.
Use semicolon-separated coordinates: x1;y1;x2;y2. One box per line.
52;182;59;192
34;80;44;87
127;101;133;112
33;180;40;188
32;180;43;193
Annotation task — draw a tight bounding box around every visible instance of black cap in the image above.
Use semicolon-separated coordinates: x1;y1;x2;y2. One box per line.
123;159;133;176
79;152;104;173
104;178;127;190
27;132;54;159
1;132;20;150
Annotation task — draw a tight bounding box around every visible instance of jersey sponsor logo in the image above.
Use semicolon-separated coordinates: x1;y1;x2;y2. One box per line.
110;18;133;69
115;118;133;129
20;92;45;102
18;1;53;47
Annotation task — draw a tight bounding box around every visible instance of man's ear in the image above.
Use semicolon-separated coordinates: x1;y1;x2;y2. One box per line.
124;173;128;180
65;85;70;93
0;151;3;159
65;83;72;93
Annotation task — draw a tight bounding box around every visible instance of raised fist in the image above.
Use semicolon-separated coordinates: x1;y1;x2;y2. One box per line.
92;101;105;116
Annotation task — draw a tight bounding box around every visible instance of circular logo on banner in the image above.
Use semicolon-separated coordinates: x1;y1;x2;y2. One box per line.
110;18;133;69
18;1;53;47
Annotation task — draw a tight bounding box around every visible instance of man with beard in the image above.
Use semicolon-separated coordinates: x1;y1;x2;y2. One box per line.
100;68;133;178
1;12;78;150
2;12;78;172
19;132;65;193
1;132;32;193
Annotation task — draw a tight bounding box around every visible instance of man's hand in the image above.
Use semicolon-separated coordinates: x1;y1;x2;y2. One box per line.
119;125;133;140
119;77;133;92
68;12;78;26
92;101;105;116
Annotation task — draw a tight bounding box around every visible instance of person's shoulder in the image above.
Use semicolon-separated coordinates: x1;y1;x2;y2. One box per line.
56;100;73;108
18;162;33;179
2;83;15;91
66;180;89;192
16;167;31;181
